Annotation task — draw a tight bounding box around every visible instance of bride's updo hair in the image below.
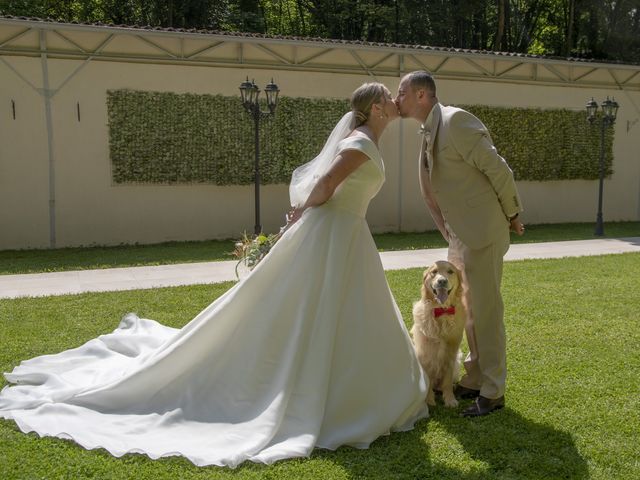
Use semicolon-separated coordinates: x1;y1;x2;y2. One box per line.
351;83;386;127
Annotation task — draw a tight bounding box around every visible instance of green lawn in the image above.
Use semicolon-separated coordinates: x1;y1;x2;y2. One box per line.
1;253;639;479
1;221;638;275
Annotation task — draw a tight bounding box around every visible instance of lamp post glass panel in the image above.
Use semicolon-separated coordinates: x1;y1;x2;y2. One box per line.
586;96;619;236
239;78;280;235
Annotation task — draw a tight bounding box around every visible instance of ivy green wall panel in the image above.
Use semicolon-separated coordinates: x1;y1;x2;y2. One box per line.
108;90;348;185
108;90;614;186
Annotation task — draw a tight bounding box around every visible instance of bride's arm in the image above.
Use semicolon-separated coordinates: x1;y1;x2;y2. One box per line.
286;149;368;225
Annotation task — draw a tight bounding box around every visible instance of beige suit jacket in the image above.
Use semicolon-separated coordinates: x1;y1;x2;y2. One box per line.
419;103;523;250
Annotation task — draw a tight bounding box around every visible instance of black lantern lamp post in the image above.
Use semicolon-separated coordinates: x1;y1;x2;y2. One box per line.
239;77;280;235
586;96;619;236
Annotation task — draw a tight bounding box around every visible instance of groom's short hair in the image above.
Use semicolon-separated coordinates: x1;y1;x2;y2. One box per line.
406;71;436;96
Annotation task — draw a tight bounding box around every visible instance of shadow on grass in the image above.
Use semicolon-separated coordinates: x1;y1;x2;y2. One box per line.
439;404;590;479
0;406;589;479
303;404;590;480
310;418;436;479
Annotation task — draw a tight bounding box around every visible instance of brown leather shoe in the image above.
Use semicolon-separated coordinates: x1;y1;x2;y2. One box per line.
453;384;480;399
461;395;505;417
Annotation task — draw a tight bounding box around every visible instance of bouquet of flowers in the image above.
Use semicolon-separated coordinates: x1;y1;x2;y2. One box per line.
232;231;282;279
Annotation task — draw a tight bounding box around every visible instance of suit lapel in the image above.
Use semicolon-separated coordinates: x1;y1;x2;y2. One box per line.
419;131;428;171
427;103;441;179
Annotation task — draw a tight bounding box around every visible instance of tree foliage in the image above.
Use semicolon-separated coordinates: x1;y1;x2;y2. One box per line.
1;0;638;63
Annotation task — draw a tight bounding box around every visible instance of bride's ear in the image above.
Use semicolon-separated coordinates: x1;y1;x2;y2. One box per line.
372;103;384;119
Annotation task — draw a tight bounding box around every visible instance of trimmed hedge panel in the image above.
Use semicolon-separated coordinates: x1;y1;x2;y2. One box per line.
462;105;613;181
107;90;613;185
107;90;347;185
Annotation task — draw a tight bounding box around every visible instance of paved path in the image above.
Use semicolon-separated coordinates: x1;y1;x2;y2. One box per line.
1;237;638;299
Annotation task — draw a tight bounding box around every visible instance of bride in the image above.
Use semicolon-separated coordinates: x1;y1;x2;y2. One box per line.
0;82;429;468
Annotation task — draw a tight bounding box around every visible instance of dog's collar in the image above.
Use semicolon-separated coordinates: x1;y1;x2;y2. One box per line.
433;306;456;318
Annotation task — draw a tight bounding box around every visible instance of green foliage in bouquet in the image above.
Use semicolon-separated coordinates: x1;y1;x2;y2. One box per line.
232;232;281;279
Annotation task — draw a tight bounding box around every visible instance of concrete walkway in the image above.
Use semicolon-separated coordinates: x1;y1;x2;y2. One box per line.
1;237;638;299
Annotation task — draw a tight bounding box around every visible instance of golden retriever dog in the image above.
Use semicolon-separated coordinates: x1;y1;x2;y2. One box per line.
411;260;466;408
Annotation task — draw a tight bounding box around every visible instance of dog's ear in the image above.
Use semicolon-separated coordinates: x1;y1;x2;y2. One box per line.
421;268;436;302
449;261;462;279
449;262;464;301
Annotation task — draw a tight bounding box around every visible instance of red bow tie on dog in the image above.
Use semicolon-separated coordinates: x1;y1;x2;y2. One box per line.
433;306;456;318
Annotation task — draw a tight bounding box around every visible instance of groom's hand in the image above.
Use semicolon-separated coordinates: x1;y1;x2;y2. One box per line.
510;217;525;236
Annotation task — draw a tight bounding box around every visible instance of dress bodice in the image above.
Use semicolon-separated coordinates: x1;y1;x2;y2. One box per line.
323;136;385;218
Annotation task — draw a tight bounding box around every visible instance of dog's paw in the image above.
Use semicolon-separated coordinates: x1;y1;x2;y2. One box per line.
443;395;459;408
426;391;436;407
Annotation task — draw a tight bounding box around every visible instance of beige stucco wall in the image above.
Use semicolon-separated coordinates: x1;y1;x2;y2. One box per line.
1;56;51;249
1;22;639;250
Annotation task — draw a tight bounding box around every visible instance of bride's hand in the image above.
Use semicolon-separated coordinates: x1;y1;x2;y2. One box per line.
287;207;304;224
283;206;305;231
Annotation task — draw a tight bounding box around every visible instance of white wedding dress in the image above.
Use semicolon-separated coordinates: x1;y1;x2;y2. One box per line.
0;135;429;468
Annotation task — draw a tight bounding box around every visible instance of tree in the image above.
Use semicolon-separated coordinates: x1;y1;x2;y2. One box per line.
1;0;638;62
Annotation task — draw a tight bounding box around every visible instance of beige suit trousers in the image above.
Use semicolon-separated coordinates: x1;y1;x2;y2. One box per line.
447;226;510;399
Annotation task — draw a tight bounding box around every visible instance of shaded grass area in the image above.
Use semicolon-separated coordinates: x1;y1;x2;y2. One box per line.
373;220;640;250
1;221;639;275
0;239;236;276
1;253;639;479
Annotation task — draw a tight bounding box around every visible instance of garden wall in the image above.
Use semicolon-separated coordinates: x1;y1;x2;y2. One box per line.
1;17;639;249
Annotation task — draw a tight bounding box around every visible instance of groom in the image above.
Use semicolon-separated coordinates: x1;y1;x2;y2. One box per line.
395;71;525;417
